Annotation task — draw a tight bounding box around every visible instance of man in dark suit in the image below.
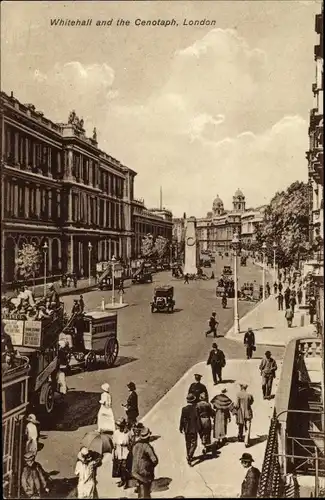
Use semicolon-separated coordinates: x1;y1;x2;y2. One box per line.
284;286;291;310
188;374;209;402
122;381;139;428
207;343;226;385
206;312;219;337
239;453;260;498
243;328;255;360
179;393;201;466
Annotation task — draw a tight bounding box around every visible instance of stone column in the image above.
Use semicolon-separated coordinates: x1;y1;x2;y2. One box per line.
48;239;53;273
103;200;107;228
57;150;61;177
67;149;73;179
119;237;122;260
68;235;74;274
25;137;29;169
48;189;52;219
108;239;112;260
68;191;72;222
14;132;19;163
24;183;30;219
89;161;93;186
48;148;52;178
14;184;19;217
57;190;61;219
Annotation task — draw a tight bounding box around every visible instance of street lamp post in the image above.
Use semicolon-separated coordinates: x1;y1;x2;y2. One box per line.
232;232;240;334
272;242;277;287
43;242;48;296
262;242;267;301
88;242;92;286
111;255;116;305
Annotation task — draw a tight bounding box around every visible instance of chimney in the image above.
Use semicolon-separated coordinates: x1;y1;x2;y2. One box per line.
10;91;14;98
160;186;163;211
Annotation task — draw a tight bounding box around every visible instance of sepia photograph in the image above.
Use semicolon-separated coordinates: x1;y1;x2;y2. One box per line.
1;0;324;498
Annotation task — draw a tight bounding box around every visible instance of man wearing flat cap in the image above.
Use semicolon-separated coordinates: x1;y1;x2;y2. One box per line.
239;453;260;498
188;374;209;403
179;394;202;466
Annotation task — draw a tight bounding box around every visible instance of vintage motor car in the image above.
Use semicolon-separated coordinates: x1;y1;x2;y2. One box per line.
222;265;233;275
150;286;175;313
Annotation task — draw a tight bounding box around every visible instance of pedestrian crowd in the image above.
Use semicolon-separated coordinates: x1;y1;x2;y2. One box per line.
1;283;60;321
180;367;263;497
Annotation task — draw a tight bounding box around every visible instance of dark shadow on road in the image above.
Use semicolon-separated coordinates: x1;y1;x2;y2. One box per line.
111;356;138;369
41;390;100;431
225;436;239;444
246;434;268;447
262;326;275;330
193;450;220;465
172;308;183;313
48;476;77;498
219;379;236;384
152;477;172;492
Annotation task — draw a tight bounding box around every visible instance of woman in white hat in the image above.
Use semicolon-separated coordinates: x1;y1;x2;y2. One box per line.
25;414;39;456
97;383;115;433
75;447;101;499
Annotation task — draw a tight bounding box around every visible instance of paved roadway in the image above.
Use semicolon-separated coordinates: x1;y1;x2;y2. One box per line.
38;256;283;496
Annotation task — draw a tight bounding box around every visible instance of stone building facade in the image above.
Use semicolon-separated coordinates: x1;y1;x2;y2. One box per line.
196;189;264;253
305;5;323;337
1;91;173;284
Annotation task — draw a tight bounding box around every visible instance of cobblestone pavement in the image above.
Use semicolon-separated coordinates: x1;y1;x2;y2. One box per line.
37;258;285;497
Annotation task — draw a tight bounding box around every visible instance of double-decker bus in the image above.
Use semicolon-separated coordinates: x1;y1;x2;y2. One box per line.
2;355;30;498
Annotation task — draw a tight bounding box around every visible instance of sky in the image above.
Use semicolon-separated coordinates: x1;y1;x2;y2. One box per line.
1;0;321;217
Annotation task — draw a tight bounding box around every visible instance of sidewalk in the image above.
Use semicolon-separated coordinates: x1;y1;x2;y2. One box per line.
97;359;282;498
227;295;316;346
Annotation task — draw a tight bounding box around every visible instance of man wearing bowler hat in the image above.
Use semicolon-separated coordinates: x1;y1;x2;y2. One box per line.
207;343;226;385
243;328;256;360
188;374;209;402
179;393;202;466
239;453;260;498
259;351;277;399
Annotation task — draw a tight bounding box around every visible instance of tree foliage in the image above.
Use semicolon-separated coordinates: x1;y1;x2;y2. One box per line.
15;243;42;280
154;236;169;259
253;181;310;268
141;234;155;259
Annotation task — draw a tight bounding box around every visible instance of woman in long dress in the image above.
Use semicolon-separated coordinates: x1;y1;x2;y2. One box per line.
211;389;234;446
97;383;115;433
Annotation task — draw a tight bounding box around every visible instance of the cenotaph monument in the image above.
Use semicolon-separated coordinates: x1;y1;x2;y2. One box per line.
183;216;198;275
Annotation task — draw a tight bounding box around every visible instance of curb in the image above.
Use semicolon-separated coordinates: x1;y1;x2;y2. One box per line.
141;300;263;424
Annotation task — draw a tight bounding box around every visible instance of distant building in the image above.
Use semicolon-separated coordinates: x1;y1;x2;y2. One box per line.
196;189;264;254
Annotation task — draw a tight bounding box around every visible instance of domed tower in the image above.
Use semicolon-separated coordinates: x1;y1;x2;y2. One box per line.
233;188;246;212
212;195;224;216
